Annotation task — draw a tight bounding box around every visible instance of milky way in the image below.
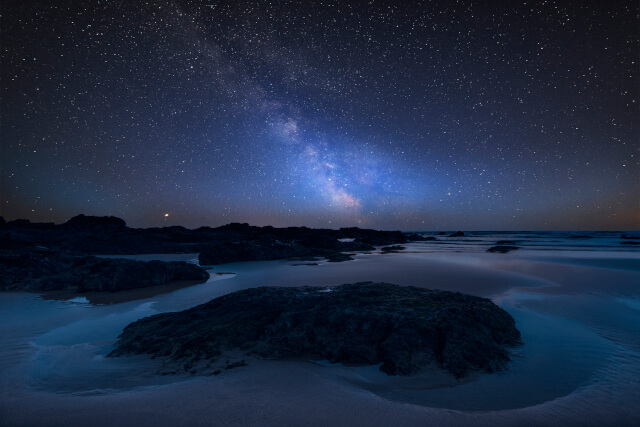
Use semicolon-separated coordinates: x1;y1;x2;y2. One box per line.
2;1;638;230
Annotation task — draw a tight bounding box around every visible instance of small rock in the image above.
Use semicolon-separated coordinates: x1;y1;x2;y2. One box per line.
380;245;406;252
487;246;520;253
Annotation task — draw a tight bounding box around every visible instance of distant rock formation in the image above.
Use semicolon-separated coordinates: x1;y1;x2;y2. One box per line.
324;252;354;262
198;235;374;265
449;231;465;237
487;245;520;253
0;215;428;294
380;245;406;252
621;234;640;240
110;282;522;378
1;214;423;257
198;239;313;265
61;214;127;230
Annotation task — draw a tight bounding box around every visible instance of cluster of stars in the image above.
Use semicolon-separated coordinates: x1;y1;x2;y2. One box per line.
1;0;637;230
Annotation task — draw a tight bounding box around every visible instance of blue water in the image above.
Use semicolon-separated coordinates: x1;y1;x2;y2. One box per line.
413;230;640;253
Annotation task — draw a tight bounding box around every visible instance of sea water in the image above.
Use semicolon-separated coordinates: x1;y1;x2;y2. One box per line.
1;231;639;423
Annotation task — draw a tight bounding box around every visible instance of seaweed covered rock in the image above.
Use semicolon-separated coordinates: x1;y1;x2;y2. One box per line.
487;245;520;253
380;245;406;252
0;250;210;292
197;235;374;265
110;282;521;378
198;239;314;265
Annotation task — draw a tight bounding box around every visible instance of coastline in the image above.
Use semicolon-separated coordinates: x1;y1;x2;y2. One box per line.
1;248;639;425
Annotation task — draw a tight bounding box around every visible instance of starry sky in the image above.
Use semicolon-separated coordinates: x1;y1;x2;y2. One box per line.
2;0;638;230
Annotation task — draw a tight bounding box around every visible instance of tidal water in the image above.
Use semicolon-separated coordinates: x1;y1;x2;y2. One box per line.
1;231;639;425
415;230;640;254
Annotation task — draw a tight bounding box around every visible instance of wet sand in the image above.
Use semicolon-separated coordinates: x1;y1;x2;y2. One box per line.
1;249;639;426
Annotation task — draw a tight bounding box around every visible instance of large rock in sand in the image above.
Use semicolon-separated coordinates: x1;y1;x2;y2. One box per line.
110;282;521;378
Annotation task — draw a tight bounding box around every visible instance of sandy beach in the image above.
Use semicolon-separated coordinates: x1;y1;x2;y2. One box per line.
1;245;639;426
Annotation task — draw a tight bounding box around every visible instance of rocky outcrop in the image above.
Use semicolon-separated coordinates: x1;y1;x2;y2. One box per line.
61;214;127;231
198;239;315;265
324;252;354;262
198;235;375;265
110;282;522;378
487;245;520;253
0;250;210;292
0;215;419;256
0;214;428;293
380;245;406;252
449;231;465;237
621;234;640;240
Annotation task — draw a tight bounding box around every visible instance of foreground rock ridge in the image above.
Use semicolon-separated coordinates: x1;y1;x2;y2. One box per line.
1;214;426;293
109;282;522;378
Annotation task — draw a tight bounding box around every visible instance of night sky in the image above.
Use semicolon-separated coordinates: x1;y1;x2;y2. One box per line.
2;1;638;230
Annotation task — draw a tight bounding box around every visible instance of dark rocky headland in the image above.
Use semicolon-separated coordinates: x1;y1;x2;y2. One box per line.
0;215;426;293
109;282;522;378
